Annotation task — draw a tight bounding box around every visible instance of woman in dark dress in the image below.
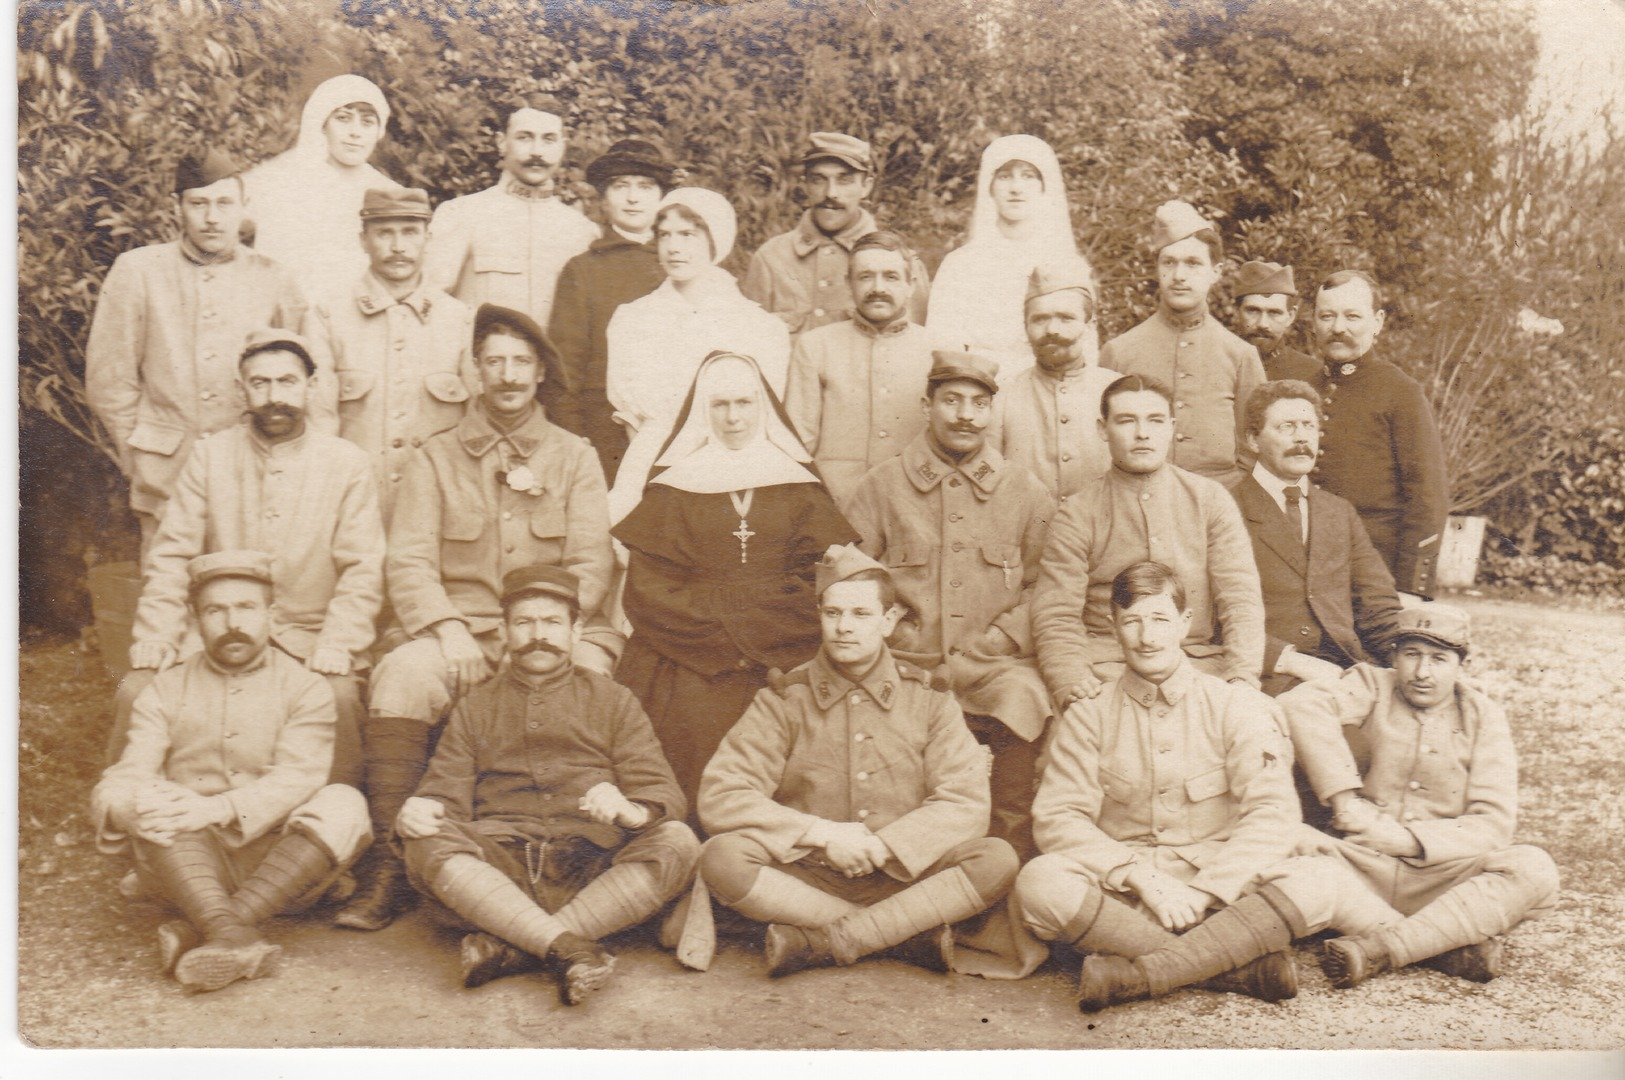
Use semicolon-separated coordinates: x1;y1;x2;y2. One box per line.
613;351;855;806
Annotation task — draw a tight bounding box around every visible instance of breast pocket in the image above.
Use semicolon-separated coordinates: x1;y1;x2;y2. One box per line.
980;543;1023;593
473;246;525;278
527;504;567;560
442;484;486;542
337;370;375;403
1097;764;1140;809
423;372;470;405
1184;765;1232;835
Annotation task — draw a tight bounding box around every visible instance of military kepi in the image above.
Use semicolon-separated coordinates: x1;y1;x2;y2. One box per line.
927;350;999;395
501;564;581;607
800;131;874;173
1026;255;1098;305
814;543;889;597
1233;260;1298;299
174;148;240;195
188;549;274;589
240;327;317;373
360;187;433;221
1149;199;1217;252
1392;604;1471;652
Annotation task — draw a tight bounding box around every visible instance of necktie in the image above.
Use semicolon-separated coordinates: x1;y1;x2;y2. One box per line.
1284;485;1305;547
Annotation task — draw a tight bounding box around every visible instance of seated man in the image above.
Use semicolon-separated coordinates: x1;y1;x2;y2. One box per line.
1016;562;1406;1012
1281;605;1560;988
349;302;617;931
698;544;1019;977
841;351;1055;857
91;551;370;993
1233;379;1401;699
396;566;699;1005
1033;374;1265;711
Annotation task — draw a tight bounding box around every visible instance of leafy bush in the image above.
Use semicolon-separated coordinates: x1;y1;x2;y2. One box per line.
1479;550;1625;608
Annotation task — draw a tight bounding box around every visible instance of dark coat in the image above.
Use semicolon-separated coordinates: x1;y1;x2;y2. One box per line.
1261;344;1319;384
546;230;665;480
1306;353;1448;596
1231;473;1403;697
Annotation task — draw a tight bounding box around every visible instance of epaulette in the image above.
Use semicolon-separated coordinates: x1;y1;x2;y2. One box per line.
766;666;812;698
894;660;942;691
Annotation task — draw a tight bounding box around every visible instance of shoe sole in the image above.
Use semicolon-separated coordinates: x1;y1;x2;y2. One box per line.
461;934;521;989
175;941;281;993
563;952;616;1005
157;921;201;976
1321;939;1366;989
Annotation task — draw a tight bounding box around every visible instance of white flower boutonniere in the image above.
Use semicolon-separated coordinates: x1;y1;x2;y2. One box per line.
504;465;545;496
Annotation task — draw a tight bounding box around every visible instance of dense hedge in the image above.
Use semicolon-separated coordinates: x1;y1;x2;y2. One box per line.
18;0;1625;622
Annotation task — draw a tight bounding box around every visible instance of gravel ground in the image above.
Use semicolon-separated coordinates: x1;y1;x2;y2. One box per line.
15;594;1625;1053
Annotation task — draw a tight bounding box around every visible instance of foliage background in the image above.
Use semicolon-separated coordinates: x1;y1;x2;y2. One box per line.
18;0;1625;630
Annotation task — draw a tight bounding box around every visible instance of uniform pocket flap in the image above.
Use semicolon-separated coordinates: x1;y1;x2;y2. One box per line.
529;506;566;539
1185;766;1229;803
1097;764;1135;804
127;419;186;456
979;543;1022;569
443;508;485;541
884;550;928;568
337;370;375;402
424;372;471;404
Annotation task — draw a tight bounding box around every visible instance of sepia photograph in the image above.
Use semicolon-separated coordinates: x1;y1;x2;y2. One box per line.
14;0;1625;1059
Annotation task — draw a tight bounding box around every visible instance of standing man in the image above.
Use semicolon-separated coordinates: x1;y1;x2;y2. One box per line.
1230;260;1318;383
119;332;384;790
347;303;615;931
426;98;599;330
996;257;1118;505
1099;201;1264;487
548;137;677;480
1283;605;1560;989
86;148;310;545
1307;269;1449;598
783;230;937;505
698;544;1018;977
742;132;930;336
304;187;474;525
842;353;1055;856
1032;374;1265;710
397;565;699;1005
1233;380;1402;698
1015;562;1403;1012
93;551;370;993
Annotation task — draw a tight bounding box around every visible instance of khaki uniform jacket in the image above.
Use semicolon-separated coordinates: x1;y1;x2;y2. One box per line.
741;209;931;336
93;649;336;851
1033;663;1297;905
994;362;1118;505
784;317;935;505
699;649;989;882
425;178;599;327
1099;307;1265;486
388;404;612;638
1282;665;1518;865
84;241;313;516
303;273;474;523
842;433;1056;740
1033;464;1265;695
133;424;385;663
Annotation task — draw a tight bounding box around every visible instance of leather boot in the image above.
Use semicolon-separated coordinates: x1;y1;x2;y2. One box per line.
336;717;429;931
460;931;542;989
547;931;616;1005
763;923;837;978
1421;937;1503;983
1196;950;1299;1002
1322;933;1395;989
157;920;202;976
229;826;341;926
1076;954;1151;1012
880;924;955;973
137;834;279;991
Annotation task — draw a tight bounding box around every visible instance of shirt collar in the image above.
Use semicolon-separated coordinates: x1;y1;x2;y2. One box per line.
853;312;911;338
458;402;545;459
792;208;879;257
1321;347;1377;379
202;645;273;678
1250;461;1309;503
179;234;237;267
246;421;307;456
504;660;576;695
808;648;902;712
1119;661;1194;708
1155;304;1208;333
500;174;558;202
1033;357;1093;382
355;272;434;318
903;432;1005;497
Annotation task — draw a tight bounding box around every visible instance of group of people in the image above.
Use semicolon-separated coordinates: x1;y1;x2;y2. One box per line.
84;75;1556;1015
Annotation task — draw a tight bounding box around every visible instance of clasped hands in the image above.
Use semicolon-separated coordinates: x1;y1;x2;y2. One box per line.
1329;791;1421;857
396;782;648;841
819;821;892;878
1125;864;1214;932
124;782;233;845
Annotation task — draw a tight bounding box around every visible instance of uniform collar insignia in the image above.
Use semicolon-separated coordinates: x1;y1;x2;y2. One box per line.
501;174;557;201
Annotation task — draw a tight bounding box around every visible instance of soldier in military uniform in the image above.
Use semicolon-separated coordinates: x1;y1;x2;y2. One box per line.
697;544;1018;977
1230;260;1318;383
842;351;1056;857
1281;604;1560;988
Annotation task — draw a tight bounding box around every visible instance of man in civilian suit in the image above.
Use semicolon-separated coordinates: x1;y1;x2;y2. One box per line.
1232;380;1403;700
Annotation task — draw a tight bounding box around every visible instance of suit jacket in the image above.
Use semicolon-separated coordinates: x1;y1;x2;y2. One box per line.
1231;474;1402;695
